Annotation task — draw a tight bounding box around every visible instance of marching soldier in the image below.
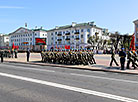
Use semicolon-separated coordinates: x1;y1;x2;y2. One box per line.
119;48;126;70
110;49;119;67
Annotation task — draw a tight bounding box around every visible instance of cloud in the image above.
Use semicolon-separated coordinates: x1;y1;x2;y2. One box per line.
0;6;24;9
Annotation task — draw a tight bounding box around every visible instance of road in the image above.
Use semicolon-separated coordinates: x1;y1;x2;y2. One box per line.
0;62;138;102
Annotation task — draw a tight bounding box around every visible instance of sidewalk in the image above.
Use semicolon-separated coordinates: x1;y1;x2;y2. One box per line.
3;53;138;75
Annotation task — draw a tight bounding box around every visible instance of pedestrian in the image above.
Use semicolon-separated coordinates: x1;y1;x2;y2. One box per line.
110;49;119;67
0;51;4;63
26;48;30;62
119;48;126;70
11;49;14;58
14;49;18;58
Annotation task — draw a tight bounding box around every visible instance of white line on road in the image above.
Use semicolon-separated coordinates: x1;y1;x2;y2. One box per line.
70;73;138;84
0;72;137;102
2;65;55;73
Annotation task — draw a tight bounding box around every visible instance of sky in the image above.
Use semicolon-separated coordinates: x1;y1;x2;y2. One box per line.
0;0;138;34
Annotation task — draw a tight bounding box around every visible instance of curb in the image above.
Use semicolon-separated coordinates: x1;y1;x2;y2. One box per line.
4;61;138;75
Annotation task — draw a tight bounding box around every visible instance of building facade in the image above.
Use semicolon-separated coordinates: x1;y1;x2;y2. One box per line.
0;34;9;49
47;22;104;50
9;27;47;51
133;19;138;47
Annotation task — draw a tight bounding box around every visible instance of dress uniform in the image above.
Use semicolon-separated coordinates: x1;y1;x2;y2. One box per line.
119;48;126;70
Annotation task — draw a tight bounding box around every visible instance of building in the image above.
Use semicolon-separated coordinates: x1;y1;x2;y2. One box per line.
133;19;138;47
0;34;9;49
47;22;104;50
9;27;47;51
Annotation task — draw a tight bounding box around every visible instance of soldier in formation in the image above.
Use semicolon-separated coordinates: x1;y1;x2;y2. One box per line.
127;50;138;69
41;49;96;65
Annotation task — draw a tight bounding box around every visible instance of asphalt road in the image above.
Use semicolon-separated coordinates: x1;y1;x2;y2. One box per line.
0;62;138;102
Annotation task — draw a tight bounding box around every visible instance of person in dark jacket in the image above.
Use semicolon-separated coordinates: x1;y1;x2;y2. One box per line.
26;48;30;62
110;49;119;67
14;49;18;58
119;48;126;70
0;51;4;62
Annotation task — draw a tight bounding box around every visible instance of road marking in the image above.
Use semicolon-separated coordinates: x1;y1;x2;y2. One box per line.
0;72;137;102
70;73;138;84
2;65;55;73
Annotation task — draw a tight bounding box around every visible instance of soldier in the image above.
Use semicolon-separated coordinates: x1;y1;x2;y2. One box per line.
90;49;96;64
110;49;119;67
119;48;126;70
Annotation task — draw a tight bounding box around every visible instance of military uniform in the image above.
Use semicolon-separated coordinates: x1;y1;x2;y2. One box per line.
119;49;126;70
110;50;119;67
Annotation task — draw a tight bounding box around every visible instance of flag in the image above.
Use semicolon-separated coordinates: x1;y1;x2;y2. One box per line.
12;42;15;50
130;34;136;51
65;45;70;49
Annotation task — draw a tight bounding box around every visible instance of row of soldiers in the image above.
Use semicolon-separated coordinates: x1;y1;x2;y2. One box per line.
41;50;96;65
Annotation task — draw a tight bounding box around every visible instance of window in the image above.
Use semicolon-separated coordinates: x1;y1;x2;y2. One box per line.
136;38;138;42
43;34;44;36
81;35;83;38
51;37;53;40
72;35;74;38
72;30;74;33
87;34;90;38
55;32;57;35
93;29;95;32
30;38;32;41
35;33;37;36
63;31;65;34
87;29;90;32
81;29;83;32
137;24;138;28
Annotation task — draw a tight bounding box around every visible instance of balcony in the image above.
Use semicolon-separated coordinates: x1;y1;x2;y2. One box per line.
65;38;70;40
57;39;62;41
75;38;80;40
74;32;79;34
65;32;70;35
57;33;62;36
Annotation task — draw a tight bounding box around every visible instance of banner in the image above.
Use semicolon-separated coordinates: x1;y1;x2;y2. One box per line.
35;38;46;45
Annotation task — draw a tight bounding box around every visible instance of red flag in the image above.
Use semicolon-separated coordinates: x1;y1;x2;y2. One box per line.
130;34;136;51
12;42;15;49
65;45;67;49
67;45;70;49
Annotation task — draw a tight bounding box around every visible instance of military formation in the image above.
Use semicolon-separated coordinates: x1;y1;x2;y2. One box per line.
41;50;96;65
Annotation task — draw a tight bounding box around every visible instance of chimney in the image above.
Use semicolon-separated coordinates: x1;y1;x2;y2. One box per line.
88;21;94;26
55;26;59;29
72;22;77;27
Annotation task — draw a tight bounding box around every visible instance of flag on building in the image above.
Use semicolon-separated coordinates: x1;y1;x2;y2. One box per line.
130;34;136;51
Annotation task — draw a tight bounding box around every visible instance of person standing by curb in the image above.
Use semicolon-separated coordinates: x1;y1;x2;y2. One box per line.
0;51;4;63
26;48;30;62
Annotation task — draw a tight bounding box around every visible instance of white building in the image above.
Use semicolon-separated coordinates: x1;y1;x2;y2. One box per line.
133;19;138;47
47;22;104;50
9;27;47;51
0;34;9;49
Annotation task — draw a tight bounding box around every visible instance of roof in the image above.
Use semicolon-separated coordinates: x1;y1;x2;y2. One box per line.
133;19;138;23
9;27;47;35
9;27;32;35
32;28;47;32
47;22;102;32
